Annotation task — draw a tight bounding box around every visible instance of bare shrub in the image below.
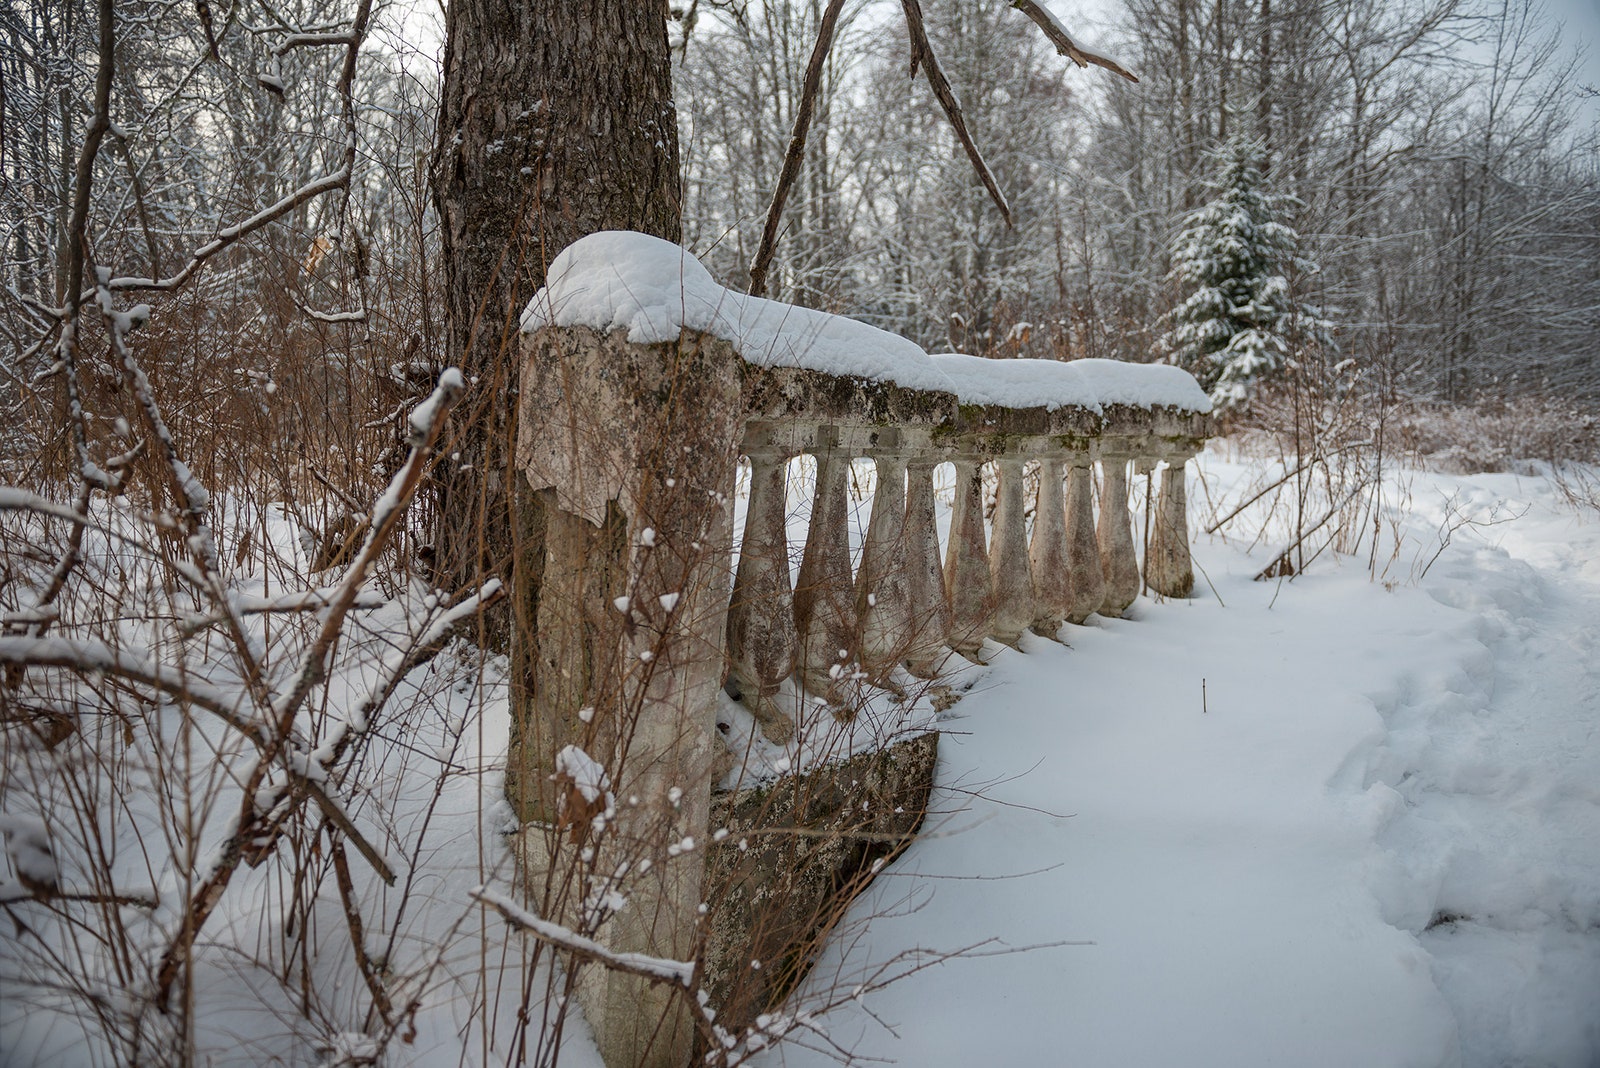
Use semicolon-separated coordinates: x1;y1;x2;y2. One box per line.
1394;394;1600;477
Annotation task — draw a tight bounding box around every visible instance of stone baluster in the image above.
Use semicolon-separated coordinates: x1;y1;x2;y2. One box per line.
1133;456;1154;593
725;448;798;742
902;457;951;677
1145;451;1196;598
793;443;860;702
1097;453;1141;617
988;457;1035;647
944;456;995;658
856;448;914;683
1064;457;1106;624
1028;457;1071;636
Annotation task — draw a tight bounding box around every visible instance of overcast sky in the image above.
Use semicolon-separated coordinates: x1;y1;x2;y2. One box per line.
392;0;1600;134
1066;0;1600;134
1551;0;1600;96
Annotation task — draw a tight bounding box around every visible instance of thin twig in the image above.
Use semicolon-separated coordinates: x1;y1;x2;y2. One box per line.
150;368;455;1009
899;0;1012;227
330;837;395;1027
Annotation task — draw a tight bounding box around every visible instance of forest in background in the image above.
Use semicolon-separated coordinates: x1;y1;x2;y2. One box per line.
4;0;1598;476
677;0;1599;405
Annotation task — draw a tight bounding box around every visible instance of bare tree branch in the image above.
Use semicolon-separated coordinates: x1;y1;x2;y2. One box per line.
0;634;395;886
15;0;118;664
98;0;375;297
899;0;1014;227
1006;0;1139;81
748;0;848;297
152;367;462;1008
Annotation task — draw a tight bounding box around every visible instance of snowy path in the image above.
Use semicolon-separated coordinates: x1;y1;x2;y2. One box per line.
1367;475;1600;1067
758;468;1600;1068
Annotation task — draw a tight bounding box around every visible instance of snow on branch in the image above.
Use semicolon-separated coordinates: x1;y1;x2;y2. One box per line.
0;635;257;740
276;30;360;51
272;368;465;727
1007;0;1138;81
92;275;270;698
102;164;351;294
24;0;115;652
302;577;508;785
351;578;505;733
97;0;374;297
473;886;697;987
0;635;395;884
295;303;368;325
473;886;769;1060
154;365;459;1006
0;487;214;595
180;586;390;636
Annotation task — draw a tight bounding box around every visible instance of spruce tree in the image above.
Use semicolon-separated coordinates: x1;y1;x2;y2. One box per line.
1163;135;1329;409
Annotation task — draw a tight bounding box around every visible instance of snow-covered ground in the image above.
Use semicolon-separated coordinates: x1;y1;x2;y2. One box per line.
4;452;1597;1067
757;454;1600;1068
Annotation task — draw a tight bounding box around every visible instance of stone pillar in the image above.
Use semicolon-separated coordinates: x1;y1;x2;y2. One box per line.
595;461;734;1068
726;449;798;742
856;449;913;683
902;457;950;678
513;499;625;820
512;322;742;1068
1146;454;1196;598
988;457;1034;647
794;444;860;703
1029;457;1071;636
944;456;994;658
1097;456;1140;617
515;325;740;1068
1064;459;1106;624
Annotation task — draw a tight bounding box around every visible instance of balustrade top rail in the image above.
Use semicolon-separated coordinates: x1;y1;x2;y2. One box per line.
520;230;1211;427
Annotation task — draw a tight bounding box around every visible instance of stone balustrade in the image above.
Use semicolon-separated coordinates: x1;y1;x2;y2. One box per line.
509;232;1211;1068
725;363;1208;737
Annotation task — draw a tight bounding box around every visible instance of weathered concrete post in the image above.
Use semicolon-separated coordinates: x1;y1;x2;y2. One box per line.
902;457;951;677
726;447;798;742
944;456;995;658
1064;458;1106;624
856;447;913;682
1029;457;1071;636
794;443;861;703
515;325;740;1068
1097;454;1141;616
988;457;1035;646
1146;452;1196;598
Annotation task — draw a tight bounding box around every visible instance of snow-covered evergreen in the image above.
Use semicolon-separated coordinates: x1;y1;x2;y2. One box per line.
1163;136;1331;409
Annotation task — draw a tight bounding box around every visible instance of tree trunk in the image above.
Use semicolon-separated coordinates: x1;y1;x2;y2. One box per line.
430;0;682;611
433;8;686;1063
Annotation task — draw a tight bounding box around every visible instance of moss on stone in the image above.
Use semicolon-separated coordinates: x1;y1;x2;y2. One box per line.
698;732;939;1042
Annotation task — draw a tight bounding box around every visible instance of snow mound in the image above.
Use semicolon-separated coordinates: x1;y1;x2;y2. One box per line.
931;352;1211;412
521;232;1210;413
520;231;949;392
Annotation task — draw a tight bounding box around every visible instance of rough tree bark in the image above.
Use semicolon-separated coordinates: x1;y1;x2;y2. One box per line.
430;0;682;611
